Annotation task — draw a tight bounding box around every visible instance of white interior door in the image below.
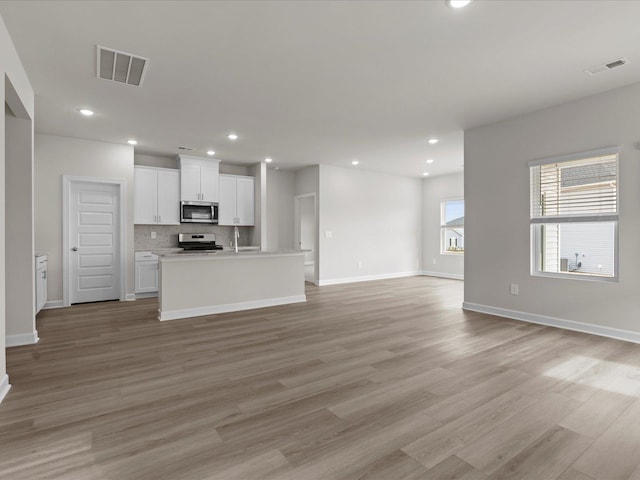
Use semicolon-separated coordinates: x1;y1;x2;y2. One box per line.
69;181;120;304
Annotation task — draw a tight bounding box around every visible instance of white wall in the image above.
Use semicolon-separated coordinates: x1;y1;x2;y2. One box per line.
134;153;176;170
250;163;267;248
0;13;35;402
464;81;640;335
266;168;295;250
220;163;251;176
35;134;135;303
318;164;421;285
133;153;251;176
295;165;320;197
5;111;36;344
422;172;464;279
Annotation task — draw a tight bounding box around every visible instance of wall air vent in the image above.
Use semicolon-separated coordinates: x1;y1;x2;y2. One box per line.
97;46;148;86
584;57;628;76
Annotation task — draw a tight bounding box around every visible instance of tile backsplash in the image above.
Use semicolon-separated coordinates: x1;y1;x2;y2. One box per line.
135;224;255;250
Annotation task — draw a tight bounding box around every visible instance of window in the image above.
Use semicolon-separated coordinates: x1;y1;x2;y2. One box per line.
529;147;618;280
441;199;464;254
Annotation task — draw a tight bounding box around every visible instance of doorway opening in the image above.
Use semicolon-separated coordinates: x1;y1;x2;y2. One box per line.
294;193;317;284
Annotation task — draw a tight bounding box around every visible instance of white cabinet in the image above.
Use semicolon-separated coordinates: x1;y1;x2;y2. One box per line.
178;155;220;202
219;174;254;226
134;166;180;225
135;252;158;294
35;254;47;314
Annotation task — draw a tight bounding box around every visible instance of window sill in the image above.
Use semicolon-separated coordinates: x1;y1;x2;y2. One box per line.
531;270;618;283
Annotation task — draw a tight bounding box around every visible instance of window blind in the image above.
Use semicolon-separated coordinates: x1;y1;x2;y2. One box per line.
530;153;618;223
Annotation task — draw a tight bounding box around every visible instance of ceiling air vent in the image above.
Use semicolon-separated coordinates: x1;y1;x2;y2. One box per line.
97;46;149;86
177;146;194;151
584;57;628;76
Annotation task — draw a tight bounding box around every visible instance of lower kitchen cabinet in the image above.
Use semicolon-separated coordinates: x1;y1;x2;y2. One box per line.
135;252;159;294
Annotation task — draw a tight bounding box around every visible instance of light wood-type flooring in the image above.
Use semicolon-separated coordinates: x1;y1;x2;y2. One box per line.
3;276;640;479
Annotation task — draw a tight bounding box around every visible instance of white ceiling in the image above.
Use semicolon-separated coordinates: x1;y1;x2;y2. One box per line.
2;0;640;177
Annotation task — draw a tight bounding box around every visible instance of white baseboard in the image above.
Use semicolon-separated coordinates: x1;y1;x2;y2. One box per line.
135;292;158;299
125;294;136;301
422;270;464;281
0;374;10;404
6;330;39;347
43;300;63;309
462;302;640;345
317;271;421;287
159;295;307;321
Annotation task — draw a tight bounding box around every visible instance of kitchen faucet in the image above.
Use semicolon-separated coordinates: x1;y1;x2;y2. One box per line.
234;226;239;253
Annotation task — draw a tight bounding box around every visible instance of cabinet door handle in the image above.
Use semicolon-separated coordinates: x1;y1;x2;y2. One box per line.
43;271;46;279
158;215;161;223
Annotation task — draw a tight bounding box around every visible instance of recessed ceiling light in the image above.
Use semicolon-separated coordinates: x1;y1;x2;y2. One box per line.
426;159;434;164
446;0;472;8
206;150;215;156
127;139;137;145
428;138;439;145
423;172;430;176
265;157;272;163
78;108;94;117
227;133;238;140
352;160;359;166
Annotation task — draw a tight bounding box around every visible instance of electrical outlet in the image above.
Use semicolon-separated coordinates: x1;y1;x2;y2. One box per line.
325;231;333;238
357;260;363;269
510;283;519;295
151;231;156;239
432;258;437;265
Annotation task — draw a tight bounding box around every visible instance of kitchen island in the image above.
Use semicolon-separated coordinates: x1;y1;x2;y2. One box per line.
156;250;306;321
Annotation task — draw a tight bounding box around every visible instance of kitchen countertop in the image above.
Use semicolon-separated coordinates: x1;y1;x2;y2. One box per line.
155;249;305;261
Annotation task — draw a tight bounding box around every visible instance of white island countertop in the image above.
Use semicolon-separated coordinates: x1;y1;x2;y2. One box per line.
155;249;305;260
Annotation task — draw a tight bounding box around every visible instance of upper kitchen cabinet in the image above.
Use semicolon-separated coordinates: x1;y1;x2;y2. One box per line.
178;155;220;202
219;174;254;226
134;166;180;225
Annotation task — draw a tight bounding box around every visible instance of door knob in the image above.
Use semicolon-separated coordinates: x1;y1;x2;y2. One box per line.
71;247;78;252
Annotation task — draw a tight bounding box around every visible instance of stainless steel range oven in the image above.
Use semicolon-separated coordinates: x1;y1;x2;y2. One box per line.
180;201;219;224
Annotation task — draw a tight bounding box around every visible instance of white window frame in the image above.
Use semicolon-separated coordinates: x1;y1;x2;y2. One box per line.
441;198;464;255
529;146;619;282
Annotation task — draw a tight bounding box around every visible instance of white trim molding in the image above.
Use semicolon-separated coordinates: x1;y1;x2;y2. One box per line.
422;271;464;281
6;331;39;347
43;300;64;309
135;292;157;299
159;295;306;321
318;271;421;287
462;302;640;345
0;374;10;405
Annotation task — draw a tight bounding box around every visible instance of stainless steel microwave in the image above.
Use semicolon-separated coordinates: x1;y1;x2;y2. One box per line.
180;201;219;224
